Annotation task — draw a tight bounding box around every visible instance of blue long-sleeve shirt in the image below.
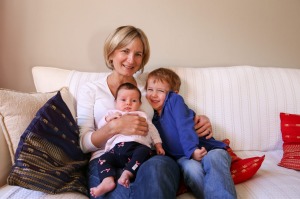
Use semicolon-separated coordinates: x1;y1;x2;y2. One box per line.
152;92;227;160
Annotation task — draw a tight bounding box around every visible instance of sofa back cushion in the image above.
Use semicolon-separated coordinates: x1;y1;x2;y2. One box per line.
169;66;300;151
32;65;300;151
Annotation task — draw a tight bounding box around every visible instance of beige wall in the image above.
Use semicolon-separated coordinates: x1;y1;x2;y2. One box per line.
1;0;300;92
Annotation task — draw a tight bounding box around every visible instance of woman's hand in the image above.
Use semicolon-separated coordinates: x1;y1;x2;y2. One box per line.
194;115;213;139
91;114;148;148
110;113;149;136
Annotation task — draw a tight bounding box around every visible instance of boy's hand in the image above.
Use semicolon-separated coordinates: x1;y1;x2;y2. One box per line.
192;147;207;161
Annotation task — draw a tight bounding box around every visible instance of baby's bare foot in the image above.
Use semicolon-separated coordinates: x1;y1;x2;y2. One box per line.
118;170;133;188
90;176;116;198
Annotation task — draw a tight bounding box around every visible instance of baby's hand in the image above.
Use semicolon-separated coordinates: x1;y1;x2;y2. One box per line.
155;143;165;155
106;112;122;122
192;147;207;161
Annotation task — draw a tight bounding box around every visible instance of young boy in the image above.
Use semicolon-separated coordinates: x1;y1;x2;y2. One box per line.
90;82;164;198
145;68;228;197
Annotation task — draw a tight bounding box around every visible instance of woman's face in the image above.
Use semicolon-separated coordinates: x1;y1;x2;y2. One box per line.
110;38;144;77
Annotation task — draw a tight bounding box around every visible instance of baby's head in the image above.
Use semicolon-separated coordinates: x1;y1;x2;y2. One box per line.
145;68;181;114
115;82;142;112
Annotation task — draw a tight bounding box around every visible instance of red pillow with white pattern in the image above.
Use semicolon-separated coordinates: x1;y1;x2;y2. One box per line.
222;138;241;163
231;155;265;184
278;112;300;170
223;139;265;184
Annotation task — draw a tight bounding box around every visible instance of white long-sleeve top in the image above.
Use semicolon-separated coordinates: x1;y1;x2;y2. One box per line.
98;110;162;152
76;73;154;161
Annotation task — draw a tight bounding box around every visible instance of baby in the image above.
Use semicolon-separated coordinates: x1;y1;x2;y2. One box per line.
90;82;164;197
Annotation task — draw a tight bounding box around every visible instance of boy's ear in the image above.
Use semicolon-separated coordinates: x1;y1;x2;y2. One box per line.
174;90;179;94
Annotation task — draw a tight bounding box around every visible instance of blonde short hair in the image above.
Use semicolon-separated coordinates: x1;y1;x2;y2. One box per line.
146;68;181;92
104;25;150;73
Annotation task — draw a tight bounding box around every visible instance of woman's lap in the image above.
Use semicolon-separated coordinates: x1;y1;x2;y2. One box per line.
88;155;180;199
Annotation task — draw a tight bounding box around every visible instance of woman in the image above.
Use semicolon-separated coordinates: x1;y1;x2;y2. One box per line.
76;25;221;199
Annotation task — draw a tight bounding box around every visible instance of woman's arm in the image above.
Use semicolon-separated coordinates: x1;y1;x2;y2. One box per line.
194;115;213;139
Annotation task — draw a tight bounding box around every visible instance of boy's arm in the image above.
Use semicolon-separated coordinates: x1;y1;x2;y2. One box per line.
171;94;200;159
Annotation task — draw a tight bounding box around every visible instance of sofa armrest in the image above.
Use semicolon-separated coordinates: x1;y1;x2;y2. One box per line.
0;122;12;187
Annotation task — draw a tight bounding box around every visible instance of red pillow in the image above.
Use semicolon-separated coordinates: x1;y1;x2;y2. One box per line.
278;112;300;170
231;155;265;184
223;139;265;184
223;138;242;163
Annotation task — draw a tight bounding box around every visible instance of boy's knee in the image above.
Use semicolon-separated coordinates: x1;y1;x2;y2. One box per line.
206;149;230;163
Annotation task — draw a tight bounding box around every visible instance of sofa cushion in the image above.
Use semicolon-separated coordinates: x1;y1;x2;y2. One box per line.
169;66;300;151
0;87;75;164
278;112;300;170
7;91;89;195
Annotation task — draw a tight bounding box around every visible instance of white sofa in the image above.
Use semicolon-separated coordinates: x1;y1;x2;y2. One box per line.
1;65;300;199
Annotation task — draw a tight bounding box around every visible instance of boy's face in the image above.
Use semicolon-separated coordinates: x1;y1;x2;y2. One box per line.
115;89;141;112
146;77;171;115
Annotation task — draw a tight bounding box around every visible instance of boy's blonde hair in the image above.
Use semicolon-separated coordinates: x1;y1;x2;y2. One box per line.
146;68;181;92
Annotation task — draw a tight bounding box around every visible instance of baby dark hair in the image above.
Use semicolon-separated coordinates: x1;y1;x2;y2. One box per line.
115;82;142;102
146;68;181;92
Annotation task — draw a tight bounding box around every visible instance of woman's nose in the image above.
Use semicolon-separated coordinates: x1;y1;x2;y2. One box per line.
127;53;134;64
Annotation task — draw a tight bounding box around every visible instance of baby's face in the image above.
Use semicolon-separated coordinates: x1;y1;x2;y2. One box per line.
115;89;141;112
146;77;170;115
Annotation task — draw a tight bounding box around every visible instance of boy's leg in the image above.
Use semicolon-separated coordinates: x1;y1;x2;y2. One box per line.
202;149;237;199
177;157;205;198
